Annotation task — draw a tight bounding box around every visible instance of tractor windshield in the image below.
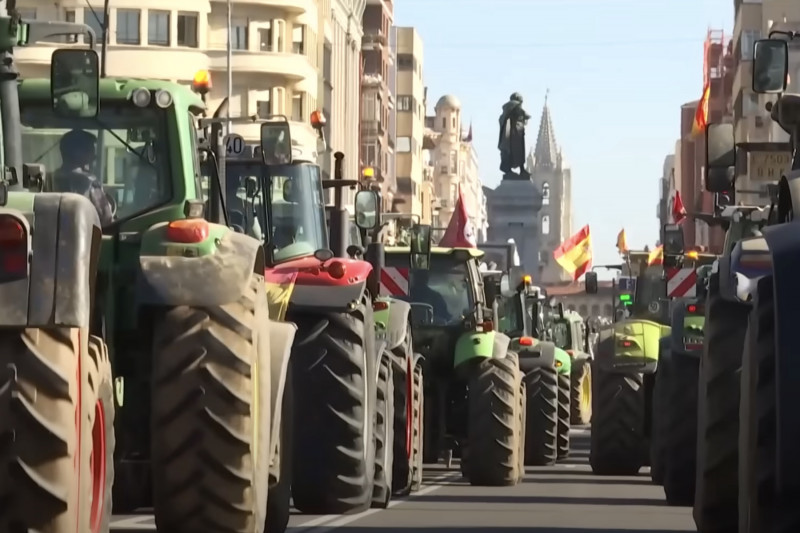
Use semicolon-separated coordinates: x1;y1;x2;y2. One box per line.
19;104;172;227
225;162;327;262
551;320;571;349
632;266;667;320
386;253;475;326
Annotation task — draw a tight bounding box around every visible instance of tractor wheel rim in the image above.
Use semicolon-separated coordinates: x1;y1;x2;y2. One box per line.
406;359;413;459
90;399;106;533
582;369;592;412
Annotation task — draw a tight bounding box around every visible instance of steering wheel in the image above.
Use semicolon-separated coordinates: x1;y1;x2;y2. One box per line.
105;192;118;217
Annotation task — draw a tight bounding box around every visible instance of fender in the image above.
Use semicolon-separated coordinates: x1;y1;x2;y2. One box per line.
269;319;298;447
568;349;591;366
412;351;424;369
762;222;800;490
554;346;571;375
453;329;511;368
729;235;771;303
4;193;101;328
518;340;556;373
137;223;265;307
384;299;411;351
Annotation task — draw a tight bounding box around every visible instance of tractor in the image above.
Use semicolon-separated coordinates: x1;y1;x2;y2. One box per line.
552;308;593;426
584;254;671;475
4;34;292;533
694;33;800;533
383;234;526;486
217;115;419;515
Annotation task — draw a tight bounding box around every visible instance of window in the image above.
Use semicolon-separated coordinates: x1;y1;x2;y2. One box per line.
397;96;412;112
116;10;140;45
148;11;169;46
364;143;377;166
177;12;198;47
259;24;272;51
397;137;411;152
542;182;550;204
542;215;550;234
539;250;549;265
397;53;413;70
257;96;271;119
85;9;106;43
441;117;446;129
291;92;304;121
741;30;761;61
64;10;77;42
292;24;305;54
232;21;248;50
17;8;35;19
21;105;172;229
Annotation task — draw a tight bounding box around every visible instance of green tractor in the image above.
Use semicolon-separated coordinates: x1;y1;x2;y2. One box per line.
584;254;671;475
383;233;526;486
553;308;593;426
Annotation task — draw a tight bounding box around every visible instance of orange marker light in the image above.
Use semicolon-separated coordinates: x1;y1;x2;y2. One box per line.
373;300;389;311
310;110;326;128
191;70;211;95
686;251;699;260
522;275;532;284
166;219;209;243
519;336;534;346
327;261;346;279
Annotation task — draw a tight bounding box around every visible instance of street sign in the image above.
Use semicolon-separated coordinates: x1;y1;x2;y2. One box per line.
749;150;792;181
225;133;245;155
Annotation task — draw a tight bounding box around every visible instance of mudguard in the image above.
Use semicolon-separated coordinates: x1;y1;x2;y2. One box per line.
0;193;101;328
669;302;704;356
568;349;591;365
554;346;571;375
288;281;368;313
374;298;411;351
268;319;297;447
594;319;668;374
137;222;265;307
729;235;771;303
453;329;511;368
761;222;800;491
517;340;556;373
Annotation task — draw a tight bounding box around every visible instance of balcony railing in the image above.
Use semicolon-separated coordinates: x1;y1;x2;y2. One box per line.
362;30;387;47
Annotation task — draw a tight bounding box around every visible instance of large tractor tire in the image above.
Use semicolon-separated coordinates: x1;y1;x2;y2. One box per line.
557;372;571;460
694;276;747;533
650;339;671;486
590;366;646;476
522;361;559;466
570;358;592;425
291;295;377;514
0;327;114;533
151;275;271;533
372;354;395;508
391;326;414;495
266;358;294;533
464;353;524;486
663;351;700;506
518;381;527;476
410;364;424;492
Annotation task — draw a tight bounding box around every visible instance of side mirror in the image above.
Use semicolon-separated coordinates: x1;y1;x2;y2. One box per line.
409;223;432;270
662;223;685;255
705;123;735;168
354;190;380;229
499;274;513;296
51;49;99;117
753;39;788;94
260;121;293;165
585;271;598;294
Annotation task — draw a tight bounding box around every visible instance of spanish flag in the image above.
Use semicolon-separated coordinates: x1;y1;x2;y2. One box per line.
553;225;592;281
616;228;628;254
691;82;710;138
265;269;298;321
647;245;664;266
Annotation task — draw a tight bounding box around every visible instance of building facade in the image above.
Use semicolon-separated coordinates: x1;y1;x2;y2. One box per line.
428;94;485;241
657;154;676;241
394;26;426;218
360;0;395;211
16;0;324;149
526;98;573;284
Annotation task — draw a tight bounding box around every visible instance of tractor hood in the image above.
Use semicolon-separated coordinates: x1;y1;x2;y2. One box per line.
612;319;668;360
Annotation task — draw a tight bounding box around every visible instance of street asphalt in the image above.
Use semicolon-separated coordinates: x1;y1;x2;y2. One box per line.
110;427;695;532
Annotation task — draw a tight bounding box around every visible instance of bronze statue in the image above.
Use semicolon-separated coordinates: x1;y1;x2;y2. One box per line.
498;92;531;179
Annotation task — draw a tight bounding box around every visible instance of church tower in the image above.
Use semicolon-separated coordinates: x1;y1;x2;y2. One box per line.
528;95;573;284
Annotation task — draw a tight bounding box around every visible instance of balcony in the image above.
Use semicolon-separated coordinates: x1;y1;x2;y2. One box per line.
17;43;209;81
361;120;385;137
208;0;315;14
207;50;317;83
362;73;386;88
362;29;387;49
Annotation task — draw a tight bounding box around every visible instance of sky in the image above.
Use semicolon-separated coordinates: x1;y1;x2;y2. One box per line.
393;0;734;269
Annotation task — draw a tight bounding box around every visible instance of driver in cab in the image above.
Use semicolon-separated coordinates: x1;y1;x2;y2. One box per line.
410;270;451;323
53;129;114;225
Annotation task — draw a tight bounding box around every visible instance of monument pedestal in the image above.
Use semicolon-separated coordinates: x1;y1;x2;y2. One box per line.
485;175;543;275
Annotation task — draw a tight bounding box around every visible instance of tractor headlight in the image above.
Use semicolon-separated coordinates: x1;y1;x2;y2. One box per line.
155;90;173;108
132;88;151;107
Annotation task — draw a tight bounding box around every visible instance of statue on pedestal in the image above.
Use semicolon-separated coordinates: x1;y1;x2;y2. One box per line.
498;92;531;180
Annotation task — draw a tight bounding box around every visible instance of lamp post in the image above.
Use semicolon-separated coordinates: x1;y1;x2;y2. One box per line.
226;0;232;134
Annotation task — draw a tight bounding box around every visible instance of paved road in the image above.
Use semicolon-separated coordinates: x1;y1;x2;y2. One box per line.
111;428;695;532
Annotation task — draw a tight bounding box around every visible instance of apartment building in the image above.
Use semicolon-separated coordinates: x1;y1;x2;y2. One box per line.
428;94;486;240
360;0;395;212
394;26;426;219
14;0;324;151
731;0;800;206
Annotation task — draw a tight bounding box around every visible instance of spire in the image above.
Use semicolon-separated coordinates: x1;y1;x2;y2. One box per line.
533;89;558;169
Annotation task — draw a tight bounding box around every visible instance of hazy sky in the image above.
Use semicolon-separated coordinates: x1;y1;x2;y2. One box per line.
394;0;734;268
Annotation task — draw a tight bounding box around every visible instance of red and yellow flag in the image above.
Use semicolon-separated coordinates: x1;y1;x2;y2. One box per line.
616;228;628;254
647;245;664;266
553;225;592;281
691;82;710;137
